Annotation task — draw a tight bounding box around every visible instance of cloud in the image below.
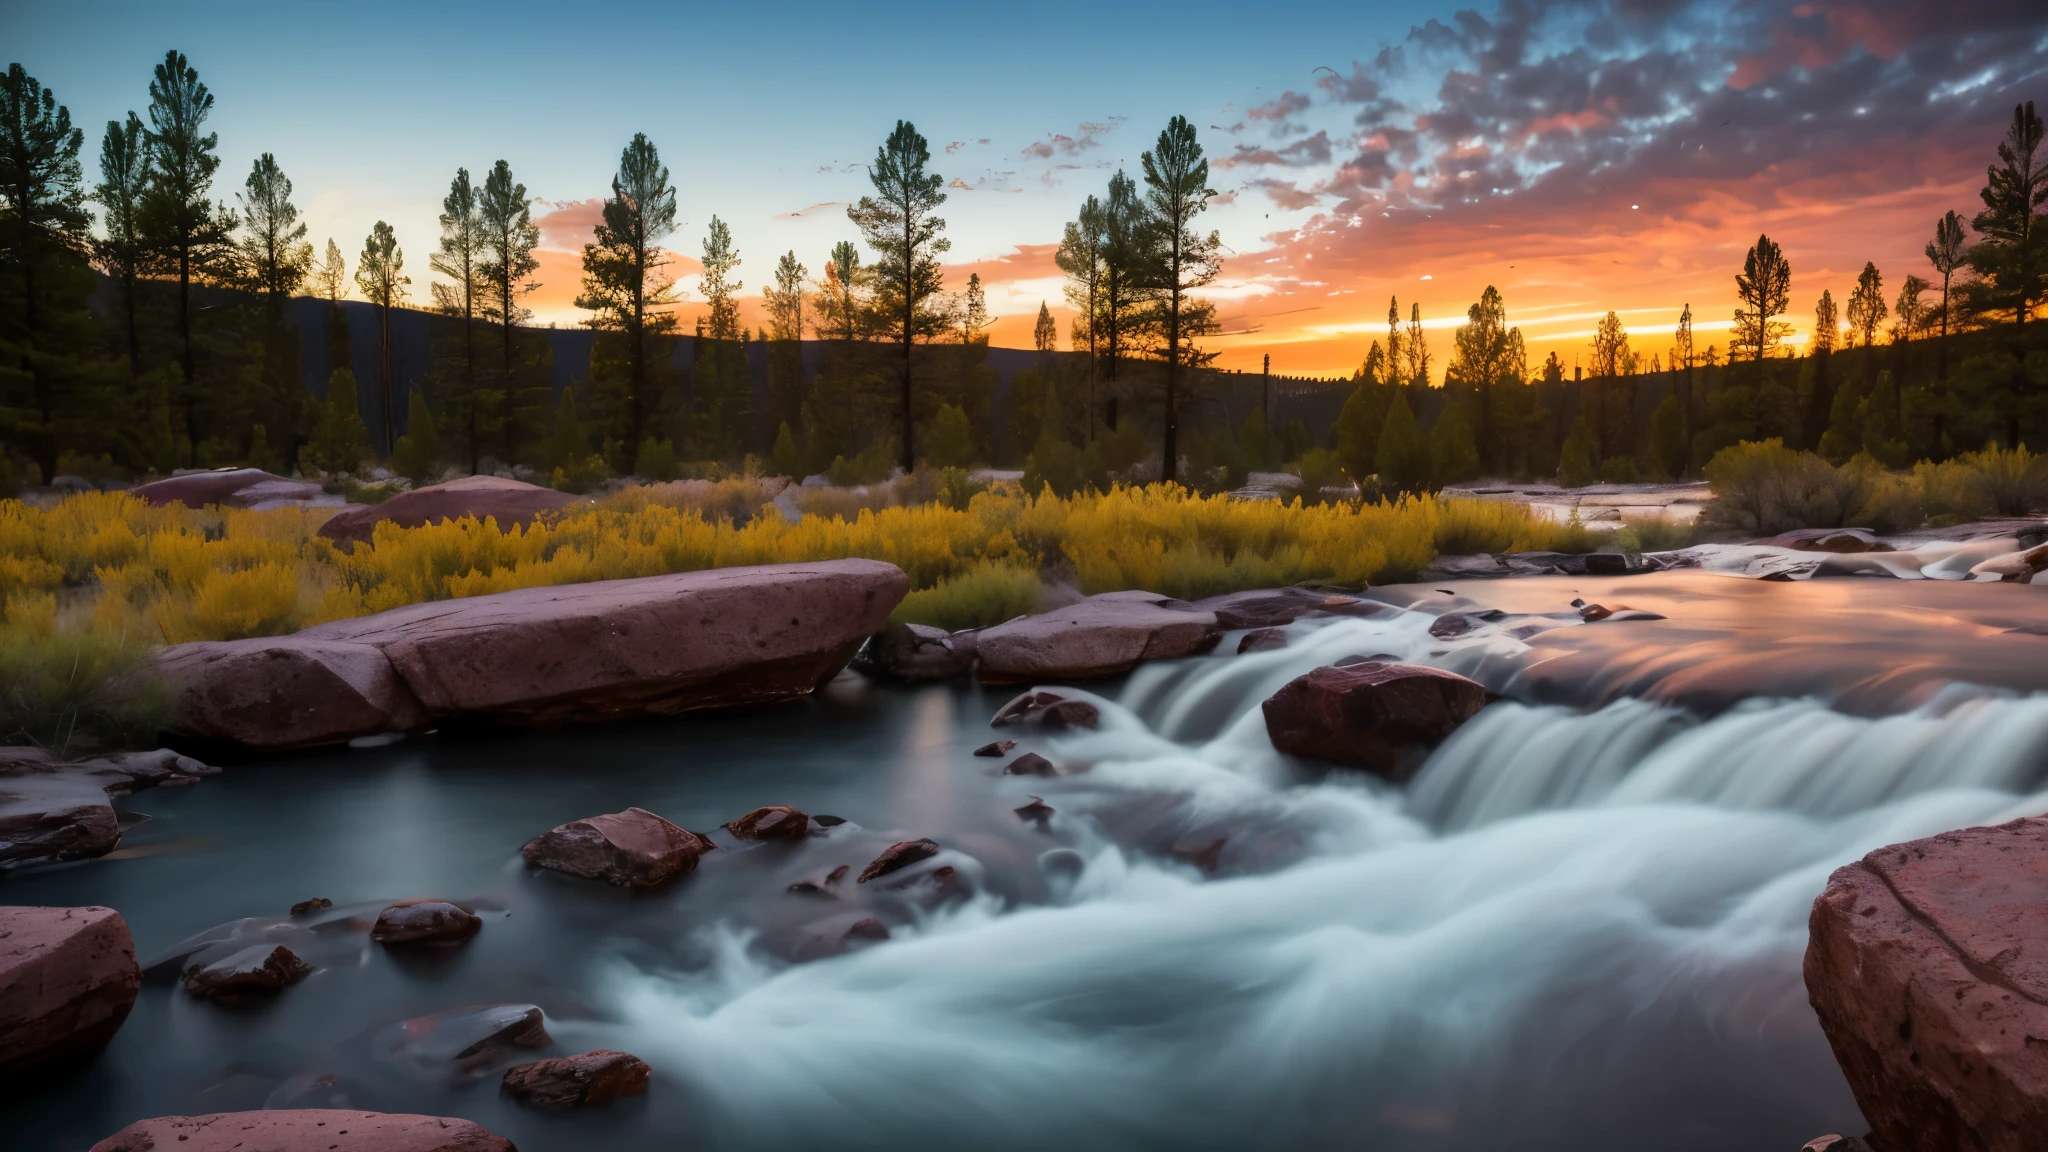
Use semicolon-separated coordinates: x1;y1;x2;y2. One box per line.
1021;116;1128;159
948;177;974;190
777;201;845;219
1216;130;1334;170
1248;90;1312;123
535;198;603;251
1247;178;1321;211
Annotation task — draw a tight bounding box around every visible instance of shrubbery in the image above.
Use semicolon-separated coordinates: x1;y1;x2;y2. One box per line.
1701;439;2047;534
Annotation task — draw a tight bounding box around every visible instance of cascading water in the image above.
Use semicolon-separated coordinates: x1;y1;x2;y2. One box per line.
592;609;2048;1151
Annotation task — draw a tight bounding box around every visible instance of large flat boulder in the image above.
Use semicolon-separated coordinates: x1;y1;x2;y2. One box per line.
2;748;219;868
975;591;1221;682
90;1110;514;1152
317;475;577;545
1805;816;2048;1152
157;559;909;746
0;905;141;1076
156;637;430;751
130;468;325;510
1261;662;1489;775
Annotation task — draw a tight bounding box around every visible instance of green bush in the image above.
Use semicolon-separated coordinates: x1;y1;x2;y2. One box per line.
1958;442;2048;516
890;563;1044;631
0;619;170;756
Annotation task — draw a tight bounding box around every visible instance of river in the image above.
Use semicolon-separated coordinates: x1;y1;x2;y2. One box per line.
7;571;2047;1151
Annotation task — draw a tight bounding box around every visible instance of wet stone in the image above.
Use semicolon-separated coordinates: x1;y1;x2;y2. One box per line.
502;1049;651;1109
858;839;940;883
370;900;480;947
973;739;1016;757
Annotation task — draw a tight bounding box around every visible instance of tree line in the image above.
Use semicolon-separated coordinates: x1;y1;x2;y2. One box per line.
0;50;1241;492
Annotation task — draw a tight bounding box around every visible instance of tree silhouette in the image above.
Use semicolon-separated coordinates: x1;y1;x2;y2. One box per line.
1033;301;1056;355
1733;233;1792;392
1449;284;1517;472
0;63;87;480
1968;101;2046;329
849;120;949;472
1140;116;1222;487
1055;194;1105;438
1846;261;1886;350
577;134;678;471
233;153;310;310
354;221;408;454
478;158;539;460
91;112;148;373
1923;210;1968;380
431;168;487;471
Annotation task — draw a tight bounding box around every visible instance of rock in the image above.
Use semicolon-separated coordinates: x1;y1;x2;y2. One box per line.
130;468;323;510
371;1003;551;1086
858;839;940;883
1189;587;1331;629
156;636;430;751
1582;552;1633;574
1237;628;1288;653
1500;551;1589;576
973;739;1015;757
370;900;481;946
1015;796;1055;824
1004;752;1056;777
990;690;1100;730
1971;542;2048;583
1428;613;1484;638
317;475;577;546
1805;815;2048;1152
89;1110;515;1152
1423;554;1509;580
182;944;312;1001
812;814;846;827
780;913;893;962
974;591;1222;681
787;864;850;896
860;622;975;680
143;917;306;983
1578;603;1614;622
159;559;909;748
0;769;120;868
0;906;140;1076
522;807;714;887
725;805;810;841
290;897;333;917
1261;662;1490;776
1765;527;1893;554
502;1049;651;1108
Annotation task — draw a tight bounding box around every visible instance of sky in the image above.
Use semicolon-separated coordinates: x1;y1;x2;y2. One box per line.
9;0;2048;377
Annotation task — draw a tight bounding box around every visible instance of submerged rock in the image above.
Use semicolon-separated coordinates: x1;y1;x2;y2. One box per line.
973;739;1016;757
1805;815;2048;1152
317;475;576;546
1261;662;1490;776
858;839;940;883
0;905;141;1076
1015;796;1056;825
159;559;909;748
859;622;976;680
1004;752;1056;777
974;591;1221;681
990;690;1100;730
371;1003;551;1086
724;805;810;841
290;897;333;917
1190;587;1331;629
522;807;714;887
1237;628;1289;653
778;913;893;962
89;1110;516;1152
502;1049;651;1108
371;901;481;947
182;943;312;1001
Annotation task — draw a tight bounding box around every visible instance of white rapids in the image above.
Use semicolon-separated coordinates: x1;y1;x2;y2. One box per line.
583;612;2048;1151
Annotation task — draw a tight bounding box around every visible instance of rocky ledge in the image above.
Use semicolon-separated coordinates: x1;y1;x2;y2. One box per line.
972;591;1224;682
156;558;909;749
317;475;578;546
2;747;220;869
90;1110;514;1152
1805;815;2048;1152
0;905;141;1077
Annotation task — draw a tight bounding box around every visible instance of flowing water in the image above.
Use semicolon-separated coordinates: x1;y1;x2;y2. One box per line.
6;572;2048;1151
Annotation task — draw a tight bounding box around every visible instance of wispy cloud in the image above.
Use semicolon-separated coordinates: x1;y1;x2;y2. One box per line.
1021;116;1128;159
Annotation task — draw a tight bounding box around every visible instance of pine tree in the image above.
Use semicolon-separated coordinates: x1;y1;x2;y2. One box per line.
1802;290;1838;451
1672;304;1696;472
91;112;149;373
1846;262;1887;350
1373;392;1430;496
0;63;89;481
139;50;235;466
577;135;678;472
691;215;749;459
1924;210;1968;381
763;248;808;440
1033;301;1057;357
233;154;310;307
1733;233;1792;400
301;367;371;476
1587;311;1632;461
1405;302;1430;391
311;238;352;379
849;120;949;473
1386;296;1404;380
1429;407;1478;488
1449;285;1517;473
1968;101;2046;333
1140;116;1222;487
1333;380;1390;484
431;167;488;472
391;388;441;484
1055;194;1104;437
925;402;972;468
354;221;408;455
478;159;539;461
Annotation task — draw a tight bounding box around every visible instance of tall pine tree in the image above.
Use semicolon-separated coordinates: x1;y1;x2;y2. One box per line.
849;120;949;472
577;134;678;471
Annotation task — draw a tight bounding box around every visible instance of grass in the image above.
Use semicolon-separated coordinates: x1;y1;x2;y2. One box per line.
0;482;1590;645
0;596;170;756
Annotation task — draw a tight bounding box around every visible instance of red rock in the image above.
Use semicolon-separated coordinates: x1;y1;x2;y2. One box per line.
1765;527;1892;553
182;943;312;1001
990;690;1100;730
502;1048;651;1108
847;917;890;941
155;637;429;751
370;900;481;946
130;468;323;510
1805;816;2048;1152
1004;752;1056;776
975;591;1221;682
973;739;1015;757
860;622;975;680
1261;662;1490;776
317;475;577;546
522;807;714;887
158;559;909;748
1578;603;1614;622
371;1004;551;1086
90;1110;514;1152
858;839;940;883
724;805;810;841
1237;628;1288;653
1191;587;1329;629
290;897;333;917
0;769;121;868
1015;796;1055;824
0;905;140;1076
